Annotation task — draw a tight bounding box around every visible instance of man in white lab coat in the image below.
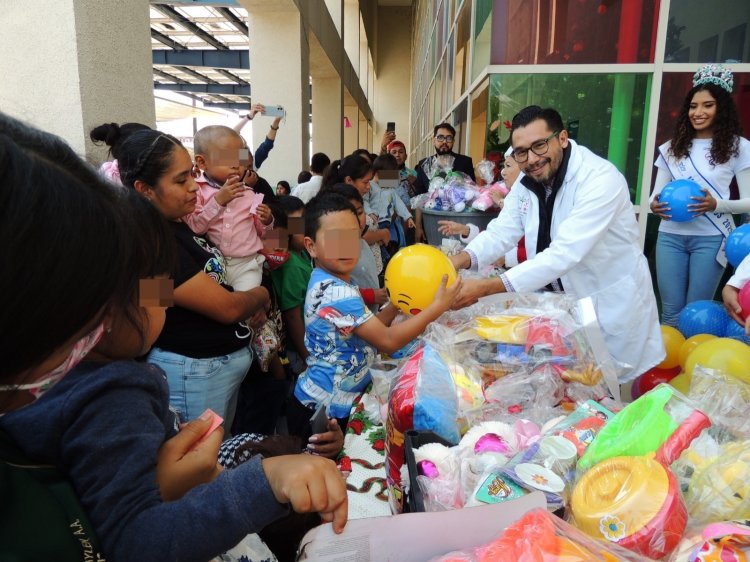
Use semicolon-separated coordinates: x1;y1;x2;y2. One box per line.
449;106;663;382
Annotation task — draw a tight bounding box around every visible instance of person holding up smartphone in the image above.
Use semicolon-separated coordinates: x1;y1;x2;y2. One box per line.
379;122;397;155
233;102;282;170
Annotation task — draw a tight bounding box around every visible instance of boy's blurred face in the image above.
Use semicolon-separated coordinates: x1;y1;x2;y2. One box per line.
304;210;360;279
196;133;249;185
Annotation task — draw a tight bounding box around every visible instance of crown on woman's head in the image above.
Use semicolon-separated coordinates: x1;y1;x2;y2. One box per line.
693;63;734;93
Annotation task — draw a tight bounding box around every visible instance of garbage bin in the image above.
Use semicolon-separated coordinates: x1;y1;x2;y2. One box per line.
420;208;498;246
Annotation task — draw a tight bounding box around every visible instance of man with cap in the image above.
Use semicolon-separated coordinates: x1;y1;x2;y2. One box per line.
415;123;476;196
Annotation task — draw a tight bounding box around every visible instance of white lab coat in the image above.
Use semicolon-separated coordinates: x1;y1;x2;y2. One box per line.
466;140;664;382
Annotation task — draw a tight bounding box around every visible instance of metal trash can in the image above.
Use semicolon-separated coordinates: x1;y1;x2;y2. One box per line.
420;208;498;245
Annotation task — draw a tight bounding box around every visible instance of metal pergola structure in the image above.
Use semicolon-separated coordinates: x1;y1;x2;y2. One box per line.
150;1;251;112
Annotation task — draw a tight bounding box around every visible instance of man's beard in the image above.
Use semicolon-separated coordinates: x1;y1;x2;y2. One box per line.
435;145;452;155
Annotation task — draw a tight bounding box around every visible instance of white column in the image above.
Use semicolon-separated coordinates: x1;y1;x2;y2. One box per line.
312;77;344;160
0;0;155;162
246;7;310;185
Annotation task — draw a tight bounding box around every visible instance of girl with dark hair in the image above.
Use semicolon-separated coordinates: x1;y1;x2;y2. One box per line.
89;121;151;184
650;64;750;327
0;115;347;561
275;180;291;196
320;153;374;193
117;129;271;426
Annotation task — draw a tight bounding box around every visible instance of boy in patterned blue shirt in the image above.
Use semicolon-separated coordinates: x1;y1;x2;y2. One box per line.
287;193;462;439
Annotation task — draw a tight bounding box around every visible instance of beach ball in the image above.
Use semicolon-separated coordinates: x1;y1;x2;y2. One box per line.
725;320;750;345
726;224;750;267
384;244;457;315
677;300;729;338
684;337;750;384
658;179;703;222
678;334;716;368
657;325;685;369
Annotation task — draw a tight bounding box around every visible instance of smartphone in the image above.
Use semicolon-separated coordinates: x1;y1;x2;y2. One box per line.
264;105;285;118
386;121;396;133
309;403;329;436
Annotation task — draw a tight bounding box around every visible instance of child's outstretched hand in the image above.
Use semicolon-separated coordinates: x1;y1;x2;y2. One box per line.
307;418;344;459
261;454;348;534
215;174;245;206
405;217;416;230
431;274;463;313
156;414;224;501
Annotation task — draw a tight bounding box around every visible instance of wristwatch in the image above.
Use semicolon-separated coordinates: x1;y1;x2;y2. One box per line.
270;125;279;130
242;113;253;120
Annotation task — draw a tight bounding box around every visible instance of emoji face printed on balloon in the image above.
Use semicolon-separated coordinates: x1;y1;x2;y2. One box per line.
384;244;457;315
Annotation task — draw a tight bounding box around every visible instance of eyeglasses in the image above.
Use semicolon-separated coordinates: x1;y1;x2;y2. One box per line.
512;131;560;163
435;134;454;143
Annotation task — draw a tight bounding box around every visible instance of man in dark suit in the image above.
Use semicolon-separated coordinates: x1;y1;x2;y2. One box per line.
414;123;476;195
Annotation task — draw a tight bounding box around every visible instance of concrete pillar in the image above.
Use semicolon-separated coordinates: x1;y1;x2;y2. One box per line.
246;6;310;185
0;0;154;162
374;5;413;154
344;101;358;154
312;77;343;160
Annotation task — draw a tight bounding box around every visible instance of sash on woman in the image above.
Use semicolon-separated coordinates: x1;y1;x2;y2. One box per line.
659;145;735;267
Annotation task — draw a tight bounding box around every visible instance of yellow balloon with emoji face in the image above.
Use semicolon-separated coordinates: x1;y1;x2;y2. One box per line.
384;244;457;315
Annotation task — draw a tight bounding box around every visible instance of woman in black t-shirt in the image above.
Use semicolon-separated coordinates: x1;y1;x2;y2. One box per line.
118;131;270;426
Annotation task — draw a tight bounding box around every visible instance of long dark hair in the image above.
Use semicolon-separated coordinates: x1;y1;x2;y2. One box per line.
118;130;184;190
670;83;742;165
0;113;130;382
320;154;372;191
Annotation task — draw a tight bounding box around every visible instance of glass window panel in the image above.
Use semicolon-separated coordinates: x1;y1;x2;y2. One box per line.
665;0;750;63
655;72;750;173
487;73;651;203
492;0;657;64
472;0;493;81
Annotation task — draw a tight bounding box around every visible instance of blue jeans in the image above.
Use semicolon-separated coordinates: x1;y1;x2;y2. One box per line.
656;232;725;327
147;346;252;427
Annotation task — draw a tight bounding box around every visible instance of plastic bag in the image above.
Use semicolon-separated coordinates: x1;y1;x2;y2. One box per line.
476;159;496;185
669;520;750;562
429;508;654;561
683;366;750;438
570;387;711;559
251;317;281;371
385;343;459;513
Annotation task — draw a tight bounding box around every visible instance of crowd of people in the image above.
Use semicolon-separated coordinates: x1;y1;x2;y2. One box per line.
1;62;748;561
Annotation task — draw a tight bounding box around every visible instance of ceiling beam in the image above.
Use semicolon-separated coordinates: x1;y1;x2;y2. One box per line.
155;83;250;95
152;3;230;50
216;7;248;34
152;49;249;69
151;28;187;50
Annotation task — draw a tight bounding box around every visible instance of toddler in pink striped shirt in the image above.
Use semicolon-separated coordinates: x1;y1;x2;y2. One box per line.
183;126;273;291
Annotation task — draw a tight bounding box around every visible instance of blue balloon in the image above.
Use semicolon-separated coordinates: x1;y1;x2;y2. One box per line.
726;224;750;268
724;319;750;345
677;300;730;338
659;179;704;223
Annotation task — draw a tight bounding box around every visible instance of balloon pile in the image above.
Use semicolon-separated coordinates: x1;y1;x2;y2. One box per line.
658;179;704;223
633;302;750;399
677;300;729;338
384;244;457;316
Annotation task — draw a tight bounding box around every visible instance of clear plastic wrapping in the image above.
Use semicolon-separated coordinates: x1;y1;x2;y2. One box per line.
429;508;655;561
